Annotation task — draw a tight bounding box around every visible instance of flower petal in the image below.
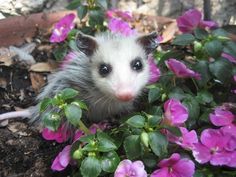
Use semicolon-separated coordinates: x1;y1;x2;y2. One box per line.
158;153;180;167
200;129;225;149
150;167;169;177
114;159;132;176
192;143;211;164
210;107;234;126
173;158;195;177
58;145;71;167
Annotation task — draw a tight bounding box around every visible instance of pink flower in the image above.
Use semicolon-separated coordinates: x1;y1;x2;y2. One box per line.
220;125;236;152
165;58;201;80
51;145;71;171
221;52;236;64
42;124;70;143
114;160;147;177
163;98;189;126
177;9;217;33
60;51;78;68
192;128;231;166
150;153;195;177
148;57;161;84
210;107;235;126
108;18;136;36
167;127;198;150
106;9;133;21
50;13;75;43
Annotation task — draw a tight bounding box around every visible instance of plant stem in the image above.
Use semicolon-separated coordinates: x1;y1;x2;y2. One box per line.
79;120;90;134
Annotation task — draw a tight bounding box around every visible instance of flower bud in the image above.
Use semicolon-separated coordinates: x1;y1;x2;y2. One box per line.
72;149;83;160
193;41;202;53
141;131;149;148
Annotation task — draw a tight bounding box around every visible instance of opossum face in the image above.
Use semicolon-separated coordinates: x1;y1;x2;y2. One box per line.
76;32;158;102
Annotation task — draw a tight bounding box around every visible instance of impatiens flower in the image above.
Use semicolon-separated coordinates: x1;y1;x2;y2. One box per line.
221;52;236;64
192;128;231;166
148;57;161;84
42;124;70;143
165;58;201;80
106;9;133;21
210;107;235;126
221;125;236;152
51;145;71;171
177;9;217;33
167;127;198;150
50;13;75;43
150;153;195;177
114;159;147;177
108;18;136;36
163;98;188;126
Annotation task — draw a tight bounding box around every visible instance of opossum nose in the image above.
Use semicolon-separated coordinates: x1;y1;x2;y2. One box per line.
115;92;134;102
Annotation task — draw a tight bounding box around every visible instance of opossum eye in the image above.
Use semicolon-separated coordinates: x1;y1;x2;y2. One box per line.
99;63;112;77
131;58;143;72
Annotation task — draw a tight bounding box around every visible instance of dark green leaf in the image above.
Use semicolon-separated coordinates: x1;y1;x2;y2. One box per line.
142;153;158;169
193;60;211;88
40;98;52;112
223;41;236;58
65;104;82;126
209;58;233;83
97;132;117;152
147;106;163;116
148;131;168;157
124;135;142;159
194;28;208;40
77;5;88;20
72;100;88;110
80;157;101;177
126;115;145;128
66;0;81;9
168;87;186;100
101;151;120;173
172;34;195;46
42;112;61;131
212;28;229;37
96;0;108;9
162;125;181;137
53;45;68;61
79;134;95;143
140;131;149;147
194;170;205;177
147;115;162;127
204;40;223;58
89;9;104;26
148;87;161;103
196;90;213;104
61;88;79;100
159;51;184;66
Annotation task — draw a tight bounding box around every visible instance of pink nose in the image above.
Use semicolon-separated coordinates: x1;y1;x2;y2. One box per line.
116;92;134;102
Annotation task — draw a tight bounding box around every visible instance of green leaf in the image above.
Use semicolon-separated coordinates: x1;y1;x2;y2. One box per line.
126;115;145;128
66;0;81;9
183;96;200;128
194;28;208;40
42;112;61;131
80;134;95;143
61;88;79;100
140;131;149;147
148;87;161;103
223;41;236;58
147;115;162;127
162;125;181;137
194;170;205;177
168;87;186;100
196;90;213;104
65;104;82;126
97;132;117;152
148;131;168;157
124;135;142;159
77;5;88;20
101;151;120;173
193;61;211;88
89;9;104;26
142;153;158;169
80;157;101;177
40;98;52;112
212;28;229;37
53;45;68;61
209;58;233;83
96;0;108;9
204;40;223;58
172;34;195;46
72;100;88;110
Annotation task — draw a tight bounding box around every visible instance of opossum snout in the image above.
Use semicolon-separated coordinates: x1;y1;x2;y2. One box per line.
115;90;134;102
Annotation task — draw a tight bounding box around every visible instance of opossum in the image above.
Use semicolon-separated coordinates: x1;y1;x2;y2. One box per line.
0;31;158;122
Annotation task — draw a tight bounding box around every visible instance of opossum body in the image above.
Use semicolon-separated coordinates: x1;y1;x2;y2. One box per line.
0;32;158;122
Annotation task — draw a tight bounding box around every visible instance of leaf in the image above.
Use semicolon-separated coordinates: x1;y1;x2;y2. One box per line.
30;62;57;72
212;28;229;37
40;98;52;112
194;28;208;40
126;115;145;128
183;96;200;128
193;60;211;88
148;131;168;157
96;0;108;9
80;157;101;177
42;112;61;131
66;0;81;9
101;151;120;173
204;40;223;58
223;41;236;57
168;87;186;100
162;125;181;137
148;87;161;103
161;21;178;43
61;88;79;100
124;135;142;160
142;153;158;169
89;9;104;26
196;90;213;104
172;34;195;46
209;58;233;83
147;115;162;127
97;132;117;152
72;100;88;110
65;104;82;126
159;51;184;66
53;45;68;61
77;5;88;20
80;134;95;143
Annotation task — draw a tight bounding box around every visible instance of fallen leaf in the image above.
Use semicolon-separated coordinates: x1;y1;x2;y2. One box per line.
161;21;178;43
29;62;57;72
30;72;46;92
0;47;14;66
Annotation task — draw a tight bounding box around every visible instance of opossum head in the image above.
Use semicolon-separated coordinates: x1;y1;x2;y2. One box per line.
76;32;158;102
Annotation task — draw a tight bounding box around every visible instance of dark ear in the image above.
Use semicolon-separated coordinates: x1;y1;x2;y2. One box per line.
136;32;158;55
75;32;98;56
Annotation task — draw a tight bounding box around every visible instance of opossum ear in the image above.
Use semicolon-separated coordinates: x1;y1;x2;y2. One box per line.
75;32;98;56
136;32;158;55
